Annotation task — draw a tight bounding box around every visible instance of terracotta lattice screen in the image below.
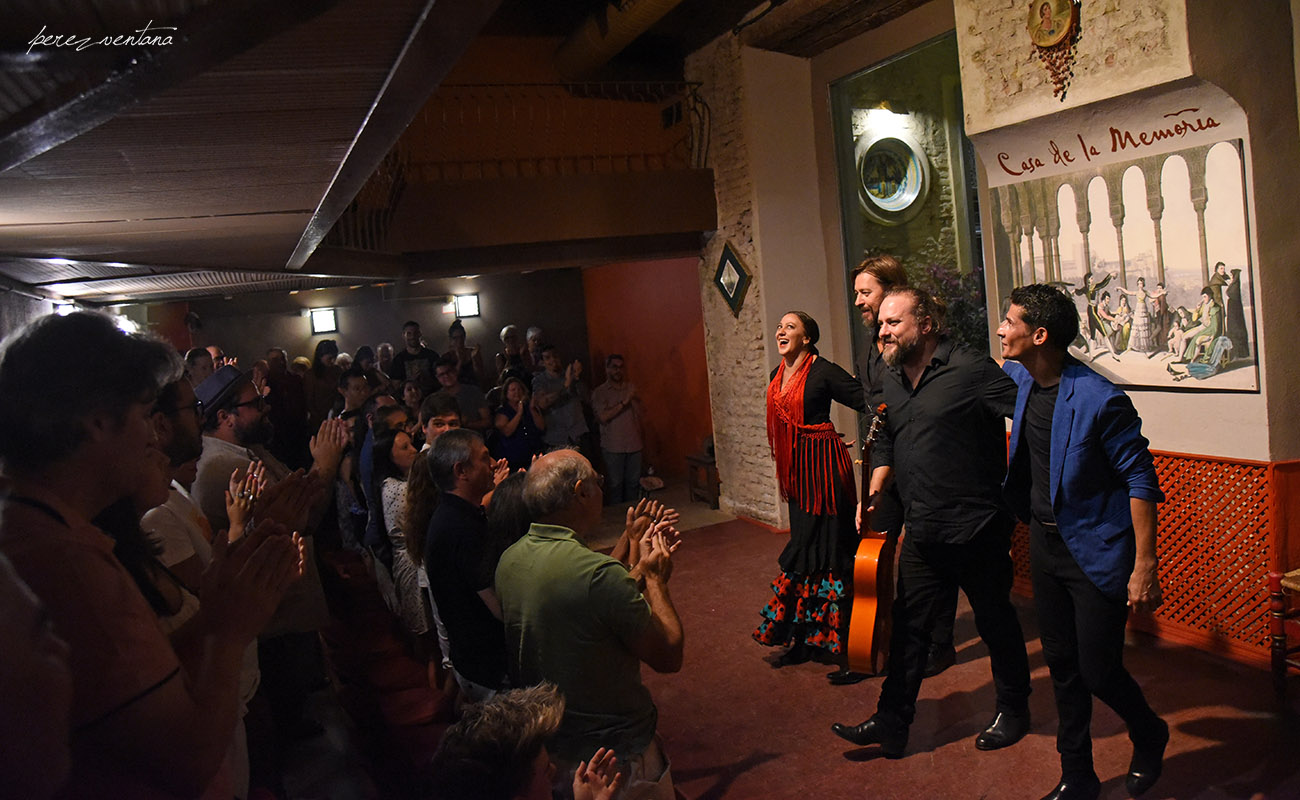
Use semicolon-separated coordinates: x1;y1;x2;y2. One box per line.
1008;452;1297;668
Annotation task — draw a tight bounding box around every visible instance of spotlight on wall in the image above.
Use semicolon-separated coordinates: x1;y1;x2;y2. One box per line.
54;302;76;316
310;307;338;334
454;293;480;318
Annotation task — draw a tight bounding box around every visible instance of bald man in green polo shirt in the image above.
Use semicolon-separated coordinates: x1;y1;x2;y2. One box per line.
496;450;683;800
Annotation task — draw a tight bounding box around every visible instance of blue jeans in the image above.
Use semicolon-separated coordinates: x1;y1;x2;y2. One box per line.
602;449;642;504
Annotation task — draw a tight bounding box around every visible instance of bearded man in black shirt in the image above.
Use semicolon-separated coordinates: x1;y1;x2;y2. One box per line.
832;287;1031;759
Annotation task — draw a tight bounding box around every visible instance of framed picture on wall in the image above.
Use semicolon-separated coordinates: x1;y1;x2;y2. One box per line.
714;241;752;317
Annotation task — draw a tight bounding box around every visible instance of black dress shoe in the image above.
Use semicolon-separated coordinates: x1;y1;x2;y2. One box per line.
826;668;870;685
1126;718;1169;797
923;644;957;677
1038;775;1101;800
830;716;908;758
974;709;1030;751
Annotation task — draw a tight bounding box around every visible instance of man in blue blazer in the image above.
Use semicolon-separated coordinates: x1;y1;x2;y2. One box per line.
998;284;1168;800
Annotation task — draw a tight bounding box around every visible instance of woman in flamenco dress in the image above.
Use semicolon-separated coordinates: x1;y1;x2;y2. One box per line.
753;311;866;675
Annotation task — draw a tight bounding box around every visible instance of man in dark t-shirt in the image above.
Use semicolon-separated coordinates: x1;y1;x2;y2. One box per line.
999;284;1167;800
390;320;440;395
424;428;506;700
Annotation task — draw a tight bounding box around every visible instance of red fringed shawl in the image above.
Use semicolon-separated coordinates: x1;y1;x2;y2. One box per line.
766;355;855;516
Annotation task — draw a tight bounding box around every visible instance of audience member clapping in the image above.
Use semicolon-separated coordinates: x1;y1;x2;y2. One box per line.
436;355;493;434
425;429;509;701
494;450;682;799
405;449;454;674
0;311;302;796
525;326;546;375
494;377;546;471
496;324;532;384
303;339;342;431
372;427;428;637
429;683;622;800
447;318;488;389
403;379;425;425
532;345;590;453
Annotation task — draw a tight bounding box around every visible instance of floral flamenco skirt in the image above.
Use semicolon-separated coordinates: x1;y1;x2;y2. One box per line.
752;570;849;655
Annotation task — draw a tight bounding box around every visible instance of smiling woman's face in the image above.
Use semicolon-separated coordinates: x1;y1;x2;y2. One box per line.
775;313;810;359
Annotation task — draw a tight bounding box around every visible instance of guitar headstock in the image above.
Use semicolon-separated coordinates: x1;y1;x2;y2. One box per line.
864;403;888;448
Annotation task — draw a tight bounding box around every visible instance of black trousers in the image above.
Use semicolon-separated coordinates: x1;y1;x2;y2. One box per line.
877;518;1031;726
1030;519;1162;777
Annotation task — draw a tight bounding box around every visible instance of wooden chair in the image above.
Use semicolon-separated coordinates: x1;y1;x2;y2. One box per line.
1268;568;1300;704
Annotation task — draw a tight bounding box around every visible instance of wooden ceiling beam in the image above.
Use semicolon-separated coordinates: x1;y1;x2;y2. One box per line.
740;0;931;57
403;232;707;279
284;0;504;270
0;0;342;172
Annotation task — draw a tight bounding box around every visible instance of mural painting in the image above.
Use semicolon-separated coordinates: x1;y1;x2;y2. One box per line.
978;88;1259;391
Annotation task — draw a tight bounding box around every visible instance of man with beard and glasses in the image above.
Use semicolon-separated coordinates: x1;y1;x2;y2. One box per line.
140;378;212;591
832;287;1031;760
192;366;281;533
192;365;346;750
142;376;267;799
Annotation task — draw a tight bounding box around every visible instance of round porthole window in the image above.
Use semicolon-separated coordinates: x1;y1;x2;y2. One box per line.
855;131;930;226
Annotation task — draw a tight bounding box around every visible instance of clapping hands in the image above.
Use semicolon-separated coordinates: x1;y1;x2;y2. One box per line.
254;469;323;536
200;518;303;642
309;417;349;474
573;747;622;800
224;460;266;539
636;522;680;583
618;497;680;569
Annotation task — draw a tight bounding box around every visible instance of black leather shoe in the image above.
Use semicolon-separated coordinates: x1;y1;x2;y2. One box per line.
923;644;957;677
1038;775;1101;800
975;709;1030;750
826;669;870;685
1126;718;1169;796
830;716;908;758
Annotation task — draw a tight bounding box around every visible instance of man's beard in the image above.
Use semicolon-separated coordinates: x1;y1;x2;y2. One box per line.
169;426;204;466
881;335;916;367
236;416;274;446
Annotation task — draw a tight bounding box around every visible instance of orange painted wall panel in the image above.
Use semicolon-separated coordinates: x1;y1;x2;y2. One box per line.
582;258;712;481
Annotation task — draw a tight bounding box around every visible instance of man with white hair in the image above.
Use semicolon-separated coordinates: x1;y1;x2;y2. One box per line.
495;450;683;800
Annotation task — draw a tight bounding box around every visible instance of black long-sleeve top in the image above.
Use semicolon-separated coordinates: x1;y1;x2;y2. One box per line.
855;332;904;534
869;338;1019;544
768;355;867;422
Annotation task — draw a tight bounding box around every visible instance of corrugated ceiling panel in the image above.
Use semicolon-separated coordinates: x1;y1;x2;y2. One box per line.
44;270;359;302
0;258;157;285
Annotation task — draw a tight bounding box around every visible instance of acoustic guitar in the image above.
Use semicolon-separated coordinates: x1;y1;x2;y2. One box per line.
846;403;894;675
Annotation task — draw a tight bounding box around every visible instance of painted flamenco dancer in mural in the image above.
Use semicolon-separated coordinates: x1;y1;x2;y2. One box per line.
753;311;866;676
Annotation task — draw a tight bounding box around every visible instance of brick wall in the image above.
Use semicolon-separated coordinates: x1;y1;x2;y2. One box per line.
956;0;1191;135
686;37;784;526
